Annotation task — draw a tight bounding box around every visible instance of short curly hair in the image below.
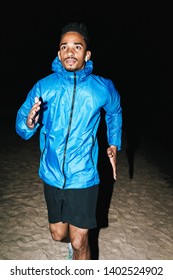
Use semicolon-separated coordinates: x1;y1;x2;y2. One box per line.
60;22;90;49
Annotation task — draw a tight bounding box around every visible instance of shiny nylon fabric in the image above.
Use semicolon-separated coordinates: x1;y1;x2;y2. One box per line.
16;57;122;189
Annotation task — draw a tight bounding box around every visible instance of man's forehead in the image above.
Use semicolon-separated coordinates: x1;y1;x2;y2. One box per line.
60;32;85;44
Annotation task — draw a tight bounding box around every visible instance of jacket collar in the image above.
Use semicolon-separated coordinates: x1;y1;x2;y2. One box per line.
51;57;93;83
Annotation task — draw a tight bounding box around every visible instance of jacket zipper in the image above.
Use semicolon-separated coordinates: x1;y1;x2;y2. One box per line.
62;72;77;188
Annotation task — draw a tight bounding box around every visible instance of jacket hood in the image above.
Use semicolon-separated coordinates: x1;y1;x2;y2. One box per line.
51;57;93;83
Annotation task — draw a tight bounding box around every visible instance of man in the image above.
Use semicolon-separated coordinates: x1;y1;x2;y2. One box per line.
16;22;122;260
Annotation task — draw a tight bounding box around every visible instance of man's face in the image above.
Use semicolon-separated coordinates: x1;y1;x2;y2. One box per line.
58;31;91;72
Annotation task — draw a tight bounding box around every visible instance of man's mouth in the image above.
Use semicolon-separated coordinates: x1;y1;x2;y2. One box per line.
65;58;77;65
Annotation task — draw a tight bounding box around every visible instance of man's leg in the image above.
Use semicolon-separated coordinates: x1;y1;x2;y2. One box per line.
69;224;90;260
49;222;69;241
49;222;90;260
49;222;73;259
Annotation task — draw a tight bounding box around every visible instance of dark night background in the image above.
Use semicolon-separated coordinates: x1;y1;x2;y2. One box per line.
1;2;173;177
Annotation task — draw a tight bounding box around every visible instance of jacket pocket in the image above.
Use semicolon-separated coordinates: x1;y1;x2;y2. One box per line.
90;135;95;165
40;132;46;160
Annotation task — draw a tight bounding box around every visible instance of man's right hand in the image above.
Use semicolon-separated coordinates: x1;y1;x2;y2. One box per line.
26;97;41;129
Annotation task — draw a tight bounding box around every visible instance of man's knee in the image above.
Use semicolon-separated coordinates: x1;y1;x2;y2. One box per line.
71;233;88;250
49;223;68;241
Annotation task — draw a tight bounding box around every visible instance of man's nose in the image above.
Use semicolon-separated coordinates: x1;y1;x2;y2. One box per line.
67;48;74;56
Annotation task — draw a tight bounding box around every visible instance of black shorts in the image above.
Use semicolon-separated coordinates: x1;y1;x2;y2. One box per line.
44;183;99;229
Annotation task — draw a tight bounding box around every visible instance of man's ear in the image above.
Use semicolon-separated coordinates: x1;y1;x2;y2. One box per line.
86;51;91;61
58;51;61;61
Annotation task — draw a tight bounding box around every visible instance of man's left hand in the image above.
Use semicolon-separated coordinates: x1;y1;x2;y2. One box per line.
107;145;117;180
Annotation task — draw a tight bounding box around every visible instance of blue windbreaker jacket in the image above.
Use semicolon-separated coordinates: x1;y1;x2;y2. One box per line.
16;57;122;189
